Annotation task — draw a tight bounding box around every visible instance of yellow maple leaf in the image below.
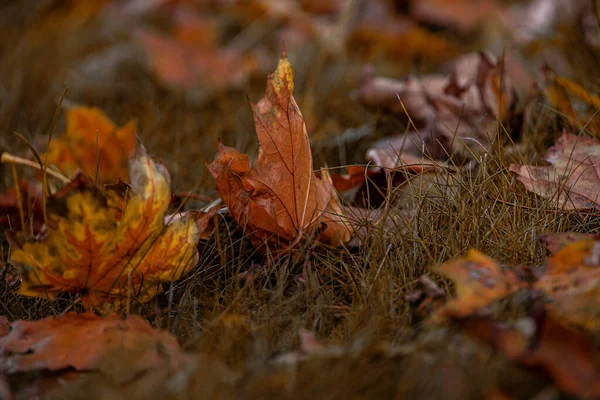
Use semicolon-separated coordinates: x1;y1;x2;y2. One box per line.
8;151;215;311
43;107;137;184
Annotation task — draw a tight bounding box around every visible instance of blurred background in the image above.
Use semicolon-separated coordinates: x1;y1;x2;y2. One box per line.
1;0;597;195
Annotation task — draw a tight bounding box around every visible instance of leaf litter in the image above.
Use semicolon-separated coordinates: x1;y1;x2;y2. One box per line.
1;0;600;398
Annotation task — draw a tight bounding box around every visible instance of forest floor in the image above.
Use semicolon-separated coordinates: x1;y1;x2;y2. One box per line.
1;1;600;399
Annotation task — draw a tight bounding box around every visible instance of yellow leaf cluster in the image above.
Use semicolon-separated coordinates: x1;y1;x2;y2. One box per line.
9;152;214;311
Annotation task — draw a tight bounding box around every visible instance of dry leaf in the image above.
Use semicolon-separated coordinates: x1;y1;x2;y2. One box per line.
8;150;215;311
434;249;523;317
44;107;136;184
207;49;352;254
133;4;261;92
463;314;600;398
534;238;600;330
542;66;600;134
540;232;600;255
349;0;456;61
509;131;600;210
361;52;515;160
0;312;185;383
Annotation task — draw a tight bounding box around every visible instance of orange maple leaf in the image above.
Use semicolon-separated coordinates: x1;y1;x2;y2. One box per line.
8;151;214;311
534;238;600;331
43;107;136;184
434;249;524;318
207;49;352;254
0;312;184;382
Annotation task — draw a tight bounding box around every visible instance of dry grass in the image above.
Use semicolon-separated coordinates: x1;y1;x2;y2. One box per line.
1;1;600;399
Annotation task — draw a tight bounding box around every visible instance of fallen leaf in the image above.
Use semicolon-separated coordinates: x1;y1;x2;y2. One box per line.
43;107;136;184
540;232;600;255
0;312;186;383
509;131;600;210
134;27;256;89
534;238;600;330
325;166;369;195
360;52;516;160
434;249;523;317
542;65;578;123
357;67;447;125
463;314;600;398
207;49;352;254
349;0;456;61
542;66;600;134
8;150;215;311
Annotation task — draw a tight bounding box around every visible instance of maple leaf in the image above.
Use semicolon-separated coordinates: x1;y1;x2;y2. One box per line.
433;249;523;318
540;231;600;255
463;314;600;398
509;131;600;210
534;238;600;331
43;107;137;184
0;312;185;383
207;49;352;253
8;151;215;311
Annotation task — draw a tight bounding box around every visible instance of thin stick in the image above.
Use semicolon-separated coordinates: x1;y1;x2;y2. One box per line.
1;153;69;183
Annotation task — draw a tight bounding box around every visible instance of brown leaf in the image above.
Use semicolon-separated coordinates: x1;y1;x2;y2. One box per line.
207;49;352;254
361;52;516;160
134;20;257;90
0;312;186;383
540;232;600;255
349;0;456;61
434;250;523;317
509;131;600;210
534;238;600;330
357;66;446;124
463;315;600;398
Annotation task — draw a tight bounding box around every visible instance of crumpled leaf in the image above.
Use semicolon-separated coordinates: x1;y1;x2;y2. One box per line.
0;312;186;383
463;314;600;398
540;232;600;255
509;131;600;210
534;238;600;330
436;238;600;331
207;49;352;253
434;249;523;317
360;52;515;162
8;151;215;311
43;107;136;184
